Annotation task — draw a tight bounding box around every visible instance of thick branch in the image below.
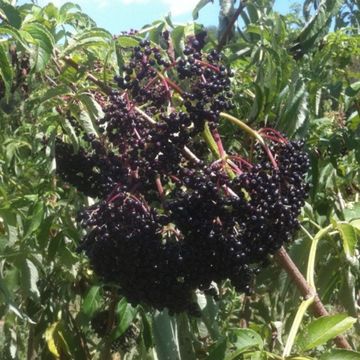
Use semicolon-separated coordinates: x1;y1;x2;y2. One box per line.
217;0;248;51
275;247;352;350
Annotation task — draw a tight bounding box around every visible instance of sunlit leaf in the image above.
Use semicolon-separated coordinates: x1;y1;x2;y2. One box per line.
297;314;356;351
45;322;61;358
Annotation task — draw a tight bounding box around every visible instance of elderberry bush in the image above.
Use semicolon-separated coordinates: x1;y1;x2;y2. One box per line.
55;32;310;313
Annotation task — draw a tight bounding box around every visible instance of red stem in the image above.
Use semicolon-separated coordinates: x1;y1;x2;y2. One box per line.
160;76;171;99
155;176;165;203
263;143;278;169
164;77;184;95
195;59;220;73
229;155;253;169
212;128;226;159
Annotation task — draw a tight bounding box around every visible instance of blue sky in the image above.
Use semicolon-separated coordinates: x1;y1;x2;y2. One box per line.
20;0;295;34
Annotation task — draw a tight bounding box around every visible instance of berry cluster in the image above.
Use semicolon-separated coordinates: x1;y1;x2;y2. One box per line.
55;32;310;313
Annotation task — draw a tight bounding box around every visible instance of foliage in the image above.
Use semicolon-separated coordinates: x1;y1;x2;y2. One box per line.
0;0;359;359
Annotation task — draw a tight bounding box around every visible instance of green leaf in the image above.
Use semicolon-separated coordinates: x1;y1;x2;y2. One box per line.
57;319;88;360
320;349;360;360
171;25;185;56
177;313;196;360
0;277;24;319
21;259;40;300
24;202;44;239
279;81;308;135
192;0;213;20
197;293;220;339
0;44;13;99
59;2;81;23
152;310;181;360
350;219;360;232
343;202;360;222
0;209;17;245
45;322;61;358
0;24;26;46
335;222;358;259
112;298;137;340
297;314;356;351
77;93;103;133
22;23;55;71
345;81;360;97
40;85;72;103
116;36;140;48
139;307;153;350
64;27;112;54
80;286;100;319
248;83;264;122
208;337;227;360
227;328;263;358
289;0;343;57
184;23;203;39
0;0;22;28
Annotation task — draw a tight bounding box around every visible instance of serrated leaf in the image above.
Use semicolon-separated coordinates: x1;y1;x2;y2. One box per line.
112;298;137;340
22;23;55;71
297;314;356;351
64;27;112;54
152;310;181;360
281;82;308;135
21;259;40;300
77;93;102;133
80;286;100;318
62;117;79;152
59;2;81;23
197;292;220;339
40;85;72;103
0;0;22;28
24;202;44;239
0;24;26;47
171;25;185;56
177;313;196;360
350;219;360;232
79;110;98;137
228;328;264;357
139;307;153;350
343;202;360;222
57;320;87;360
320;349;360;360
248;83;263;122
0;276;30;321
116;36;140;48
0;44;13;99
335;222;358;258
289;0;343;57
192;0;213;20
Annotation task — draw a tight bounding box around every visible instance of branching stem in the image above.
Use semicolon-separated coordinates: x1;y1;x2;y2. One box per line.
275;247;352;350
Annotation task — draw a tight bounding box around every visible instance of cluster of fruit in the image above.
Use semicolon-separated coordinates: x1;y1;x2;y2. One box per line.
56;32;309;313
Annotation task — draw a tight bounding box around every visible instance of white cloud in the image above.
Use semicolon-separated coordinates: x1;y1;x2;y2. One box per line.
161;0;196;16
36;0;196;15
120;0;195;15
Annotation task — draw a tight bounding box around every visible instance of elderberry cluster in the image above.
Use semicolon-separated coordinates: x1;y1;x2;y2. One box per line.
55;32;310;313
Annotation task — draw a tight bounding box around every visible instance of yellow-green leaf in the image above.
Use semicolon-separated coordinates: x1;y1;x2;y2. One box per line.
297;314;356;351
45;322;60;359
